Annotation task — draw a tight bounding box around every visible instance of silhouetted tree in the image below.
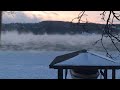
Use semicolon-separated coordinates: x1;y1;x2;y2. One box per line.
72;11;120;59
0;11;14;45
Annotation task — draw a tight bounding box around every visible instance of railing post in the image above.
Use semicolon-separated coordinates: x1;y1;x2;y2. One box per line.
58;69;63;79
104;69;107;79
112;69;115;79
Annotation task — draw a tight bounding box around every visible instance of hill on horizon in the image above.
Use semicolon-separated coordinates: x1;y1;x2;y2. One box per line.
2;21;120;34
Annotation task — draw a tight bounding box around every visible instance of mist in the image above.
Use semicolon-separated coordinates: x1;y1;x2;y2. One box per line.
0;31;119;51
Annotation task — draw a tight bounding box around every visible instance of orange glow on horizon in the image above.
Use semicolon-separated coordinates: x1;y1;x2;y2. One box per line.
23;11;103;23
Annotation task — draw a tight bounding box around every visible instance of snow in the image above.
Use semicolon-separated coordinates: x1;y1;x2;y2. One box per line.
55;52;119;66
0;51;120;79
0;51;69;79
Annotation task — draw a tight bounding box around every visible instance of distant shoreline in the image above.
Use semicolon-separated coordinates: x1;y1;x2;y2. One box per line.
2;21;120;35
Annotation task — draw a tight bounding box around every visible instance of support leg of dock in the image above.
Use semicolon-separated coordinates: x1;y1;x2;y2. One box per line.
58;69;63;79
104;69;107;79
112;69;115;79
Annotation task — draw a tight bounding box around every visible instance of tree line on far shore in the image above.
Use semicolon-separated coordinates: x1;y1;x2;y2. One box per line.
2;21;120;35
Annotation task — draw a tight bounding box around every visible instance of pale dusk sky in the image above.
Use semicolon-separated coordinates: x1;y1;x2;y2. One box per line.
2;11;120;24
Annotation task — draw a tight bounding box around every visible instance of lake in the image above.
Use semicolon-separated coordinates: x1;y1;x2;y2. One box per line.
0;31;120;79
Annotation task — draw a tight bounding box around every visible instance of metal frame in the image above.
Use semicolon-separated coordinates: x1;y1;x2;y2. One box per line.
49;65;119;79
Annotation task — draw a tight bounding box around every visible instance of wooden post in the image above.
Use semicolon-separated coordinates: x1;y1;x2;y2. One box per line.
0;11;2;46
104;69;107;79
58;69;63;79
112;69;115;79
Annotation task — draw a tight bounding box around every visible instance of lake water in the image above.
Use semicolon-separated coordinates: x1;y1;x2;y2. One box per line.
0;31;120;79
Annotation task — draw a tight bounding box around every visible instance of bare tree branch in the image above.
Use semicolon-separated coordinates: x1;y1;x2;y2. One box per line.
73;11;120;59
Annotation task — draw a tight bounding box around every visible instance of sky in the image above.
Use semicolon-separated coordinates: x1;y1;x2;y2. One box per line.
2;11;120;24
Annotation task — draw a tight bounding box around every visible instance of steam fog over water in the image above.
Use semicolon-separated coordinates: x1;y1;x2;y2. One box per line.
1;31;120;51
